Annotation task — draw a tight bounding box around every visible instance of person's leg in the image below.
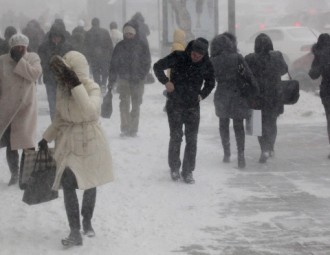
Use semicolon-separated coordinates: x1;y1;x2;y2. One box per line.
129;81;144;136
61;168;82;246
118;79;131;136
233;118;245;169
167;102;183;179
268;115;278;155
91;62;101;86
259;113;273;163
81;188;96;237
219;118;230;162
6;145;19;186
181;107;200;183
44;82;57;121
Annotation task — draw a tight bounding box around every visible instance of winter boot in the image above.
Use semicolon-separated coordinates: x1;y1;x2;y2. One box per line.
6;148;19;186
170;169;180;181
259;151;270;164
82;219;95;237
238;152;246;169
61;229;83;247
181;172;195;184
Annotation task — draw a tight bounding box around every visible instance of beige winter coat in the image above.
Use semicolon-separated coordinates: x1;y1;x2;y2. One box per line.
43;51;113;190
0;52;42;150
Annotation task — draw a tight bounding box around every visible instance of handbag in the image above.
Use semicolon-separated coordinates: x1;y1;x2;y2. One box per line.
277;75;300;105
245;110;262;136
22;148;58;205
19;148;55;190
101;90;113;119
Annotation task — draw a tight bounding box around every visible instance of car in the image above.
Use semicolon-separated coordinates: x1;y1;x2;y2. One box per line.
238;26;319;91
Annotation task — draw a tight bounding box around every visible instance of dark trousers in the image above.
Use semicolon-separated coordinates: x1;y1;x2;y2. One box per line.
91;62;108;87
258;113;278;152
45;81;57;121
219;118;245;155
323;100;330;144
167;103;200;175
61;168;96;231
1;126;19;176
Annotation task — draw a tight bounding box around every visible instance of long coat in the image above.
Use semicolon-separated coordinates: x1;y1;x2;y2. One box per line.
42;51;113;190
0;52;42;150
245;51;288;115
211;35;256;119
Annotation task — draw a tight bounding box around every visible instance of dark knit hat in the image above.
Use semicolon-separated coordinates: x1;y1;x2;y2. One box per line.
192;37;209;55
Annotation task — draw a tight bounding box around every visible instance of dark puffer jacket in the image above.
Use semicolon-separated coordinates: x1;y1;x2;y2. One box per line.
38;23;73;84
108;22;151;86
211;35;256;119
245;34;288;115
153;40;215;108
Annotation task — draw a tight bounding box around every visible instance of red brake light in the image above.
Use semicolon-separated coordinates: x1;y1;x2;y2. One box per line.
294;21;301;27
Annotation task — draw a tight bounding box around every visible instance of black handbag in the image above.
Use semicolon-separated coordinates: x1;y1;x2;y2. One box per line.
101;90;113;119
22;148;58;205
278;75;300;105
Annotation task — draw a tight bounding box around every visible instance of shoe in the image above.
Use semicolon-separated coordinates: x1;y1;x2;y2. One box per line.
83;219;95;237
182;172;195;184
61;229;83;247
8;173;18;186
170;170;180;181
223;154;230;163
259;152;269;163
238;153;246;169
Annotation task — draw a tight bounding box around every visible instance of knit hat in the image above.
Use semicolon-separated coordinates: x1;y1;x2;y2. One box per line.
9;33;29;48
123;25;136;35
192;37;209;55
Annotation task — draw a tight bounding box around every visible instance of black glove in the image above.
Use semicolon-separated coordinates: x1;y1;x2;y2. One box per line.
10;48;24;62
38;139;48;150
63;68;81;88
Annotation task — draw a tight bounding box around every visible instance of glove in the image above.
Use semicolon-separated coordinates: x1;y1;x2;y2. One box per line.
38;139;48;150
10;48;24;62
63;68;81;88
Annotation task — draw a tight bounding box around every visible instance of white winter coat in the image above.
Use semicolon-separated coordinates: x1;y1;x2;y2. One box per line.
43;51;113;190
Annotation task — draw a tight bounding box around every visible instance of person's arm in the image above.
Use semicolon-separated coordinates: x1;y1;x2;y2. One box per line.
13;53;42;83
199;60;215;99
309;54;321;80
153;52;177;85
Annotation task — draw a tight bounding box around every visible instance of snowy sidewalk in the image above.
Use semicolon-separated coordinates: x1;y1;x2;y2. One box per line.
1;82;330;255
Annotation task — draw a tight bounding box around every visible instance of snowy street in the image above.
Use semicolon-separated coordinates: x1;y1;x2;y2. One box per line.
1;79;330;255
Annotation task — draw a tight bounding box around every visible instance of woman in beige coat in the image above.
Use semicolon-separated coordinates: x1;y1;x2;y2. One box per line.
39;51;113;247
0;34;42;185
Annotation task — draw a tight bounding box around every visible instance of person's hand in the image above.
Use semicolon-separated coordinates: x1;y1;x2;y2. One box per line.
165;81;175;93
10;47;25;62
63;68;80;88
38;139;48;150
198;95;203;102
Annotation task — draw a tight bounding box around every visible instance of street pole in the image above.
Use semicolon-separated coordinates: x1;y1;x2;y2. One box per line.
228;0;236;35
122;0;127;24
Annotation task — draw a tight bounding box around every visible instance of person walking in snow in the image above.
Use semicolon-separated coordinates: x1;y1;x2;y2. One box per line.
0;34;42;185
0;26;17;55
38;21;73;120
245;33;288;163
109;21;123;47
108;22;151;137
38;51;113;247
309;33;330;159
210;33;257;169
153;37;215;184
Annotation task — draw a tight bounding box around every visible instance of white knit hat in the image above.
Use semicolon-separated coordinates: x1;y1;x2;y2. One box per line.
123;25;136;35
9;33;29;48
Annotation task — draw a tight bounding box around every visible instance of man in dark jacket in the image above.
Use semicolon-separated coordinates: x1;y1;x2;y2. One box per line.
38;22;73;120
85;18;113;93
0;26;17;55
108;22;151;137
153;38;215;184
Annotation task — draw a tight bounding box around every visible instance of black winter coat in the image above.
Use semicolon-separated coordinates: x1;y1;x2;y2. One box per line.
309;47;330;103
153;41;215;108
38;25;73;85
211;51;256;119
245;51;288;115
108;37;151;85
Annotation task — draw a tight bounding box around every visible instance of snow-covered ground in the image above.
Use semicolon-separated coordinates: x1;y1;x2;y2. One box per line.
0;76;327;254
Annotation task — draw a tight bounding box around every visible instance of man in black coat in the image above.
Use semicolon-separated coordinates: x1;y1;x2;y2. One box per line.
108;22;151;137
153;38;215;184
38;22;73;120
85;18;113;93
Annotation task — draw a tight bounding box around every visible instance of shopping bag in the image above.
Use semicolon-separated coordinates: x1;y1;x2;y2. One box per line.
245;110;262;136
101;91;113;119
22;148;58;205
19;148;55;190
277;79;300;105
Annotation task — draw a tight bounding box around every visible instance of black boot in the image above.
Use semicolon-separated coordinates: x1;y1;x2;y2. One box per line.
220;118;231;163
238;152;246;169
259;151;269;163
6;147;19;186
61;229;83;247
82;219;95;237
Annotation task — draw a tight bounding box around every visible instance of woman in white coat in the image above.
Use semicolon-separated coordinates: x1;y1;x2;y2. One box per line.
39;51;113;246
